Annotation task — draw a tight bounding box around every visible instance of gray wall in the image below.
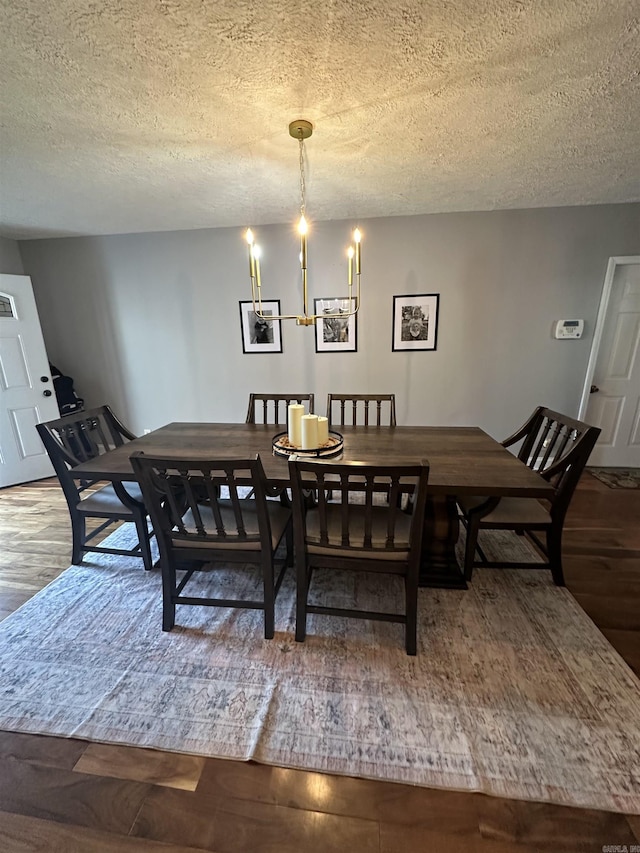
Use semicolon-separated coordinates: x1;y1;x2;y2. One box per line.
18;204;640;440
0;236;24;274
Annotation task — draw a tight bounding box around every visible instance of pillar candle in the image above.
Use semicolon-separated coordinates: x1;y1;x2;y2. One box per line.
317;416;329;445
288;404;305;447
300;414;319;450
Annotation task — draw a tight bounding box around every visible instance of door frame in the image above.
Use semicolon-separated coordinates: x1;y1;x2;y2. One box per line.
578;255;640;420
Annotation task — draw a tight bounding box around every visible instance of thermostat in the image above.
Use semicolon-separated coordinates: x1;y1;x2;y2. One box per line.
554;319;584;339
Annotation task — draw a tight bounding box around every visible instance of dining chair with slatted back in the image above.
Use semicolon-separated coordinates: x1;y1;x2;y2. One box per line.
246;393;315;425
325;393;398;503
458;407;601;586
131;453;293;638
36;405;154;571
326;393;397;427
288;457;429;655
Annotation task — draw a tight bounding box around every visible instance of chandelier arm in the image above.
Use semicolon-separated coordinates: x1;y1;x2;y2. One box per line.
251;265;360;322
250;281;298;321
253;309;306;321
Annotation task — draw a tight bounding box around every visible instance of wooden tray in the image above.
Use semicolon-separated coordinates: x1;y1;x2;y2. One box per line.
272;430;344;459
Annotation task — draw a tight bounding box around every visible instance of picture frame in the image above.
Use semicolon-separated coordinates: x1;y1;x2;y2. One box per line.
239;301;282;354
314;298;358;353
392;293;439;351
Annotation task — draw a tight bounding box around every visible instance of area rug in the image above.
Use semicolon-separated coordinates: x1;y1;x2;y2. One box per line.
588;467;640;489
0;525;639;815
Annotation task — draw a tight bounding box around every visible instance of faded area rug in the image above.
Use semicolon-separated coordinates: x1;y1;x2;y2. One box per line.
588;467;640;489
0;525;639;815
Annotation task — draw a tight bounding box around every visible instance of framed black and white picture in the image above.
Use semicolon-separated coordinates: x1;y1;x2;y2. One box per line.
392;293;439;351
239;301;282;354
314;298;357;353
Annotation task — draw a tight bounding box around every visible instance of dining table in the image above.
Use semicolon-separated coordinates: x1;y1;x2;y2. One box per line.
71;422;554;589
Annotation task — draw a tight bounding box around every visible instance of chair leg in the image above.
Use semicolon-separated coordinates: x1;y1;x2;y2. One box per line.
405;573;418;656
133;509;153;571
546;526;565;586
285;523;294;568
463;515;481;581
263;560;275;640
71;511;86;564
295;561;309;643
162;556;176;631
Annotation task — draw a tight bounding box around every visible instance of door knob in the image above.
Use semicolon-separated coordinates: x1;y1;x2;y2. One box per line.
590;384;600;393
43;389;52;397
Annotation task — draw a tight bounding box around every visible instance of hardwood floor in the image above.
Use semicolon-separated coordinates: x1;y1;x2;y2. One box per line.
0;474;638;851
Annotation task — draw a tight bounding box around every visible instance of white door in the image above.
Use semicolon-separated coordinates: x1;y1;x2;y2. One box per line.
0;274;60;487
585;260;640;467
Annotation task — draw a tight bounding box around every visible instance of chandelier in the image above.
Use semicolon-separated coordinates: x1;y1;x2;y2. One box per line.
245;119;361;326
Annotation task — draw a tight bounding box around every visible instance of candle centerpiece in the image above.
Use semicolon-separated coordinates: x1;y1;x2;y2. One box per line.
272;418;344;459
287;404;305;448
273;402;342;458
317;416;329;446
300;414;319;450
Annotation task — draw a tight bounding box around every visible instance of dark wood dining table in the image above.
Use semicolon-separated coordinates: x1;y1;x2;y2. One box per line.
72;422;554;589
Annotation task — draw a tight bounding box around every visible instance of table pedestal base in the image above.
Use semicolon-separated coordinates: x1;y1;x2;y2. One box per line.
419;495;468;589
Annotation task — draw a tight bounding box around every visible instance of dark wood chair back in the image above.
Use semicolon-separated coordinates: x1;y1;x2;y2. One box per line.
130;453;292;638
288;458;429;654
503;406;601;520
458;407;601;585
326;393;397;426
36;405;153;570
246;393;315;425
37;405;136;475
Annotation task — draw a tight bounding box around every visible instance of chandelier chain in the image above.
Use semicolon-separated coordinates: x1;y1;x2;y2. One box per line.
298;136;306;217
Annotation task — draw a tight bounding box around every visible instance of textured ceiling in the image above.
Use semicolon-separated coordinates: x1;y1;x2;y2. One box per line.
1;0;639;239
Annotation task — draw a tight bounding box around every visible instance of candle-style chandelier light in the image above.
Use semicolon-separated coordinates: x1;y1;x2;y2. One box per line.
245;119;361;327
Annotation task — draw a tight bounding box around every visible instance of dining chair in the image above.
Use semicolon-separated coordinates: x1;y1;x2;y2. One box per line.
458;406;601;586
326;393;397;427
36;405;154;571
325;393;398;504
130;453;293;638
288;457;430;655
246;393;315;424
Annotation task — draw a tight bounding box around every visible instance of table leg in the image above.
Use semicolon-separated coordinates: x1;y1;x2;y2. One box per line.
419;494;467;588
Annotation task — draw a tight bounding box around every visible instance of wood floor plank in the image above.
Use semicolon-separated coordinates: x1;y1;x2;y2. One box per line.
627;814;640;841
132;787;380;853
0;540;75;557
0;591;32;619
0;731;88;771
563;555;640;595
0;566;66;588
476;796;638;850
0;754;151;836
0;809;210;853
572;593;640;631
196;759;481;831
379;823;540;853
75;743;207;791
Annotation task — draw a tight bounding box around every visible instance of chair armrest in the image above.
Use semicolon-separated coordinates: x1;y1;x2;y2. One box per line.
501;406;545;449
107;407;138;441
458;495;502;520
